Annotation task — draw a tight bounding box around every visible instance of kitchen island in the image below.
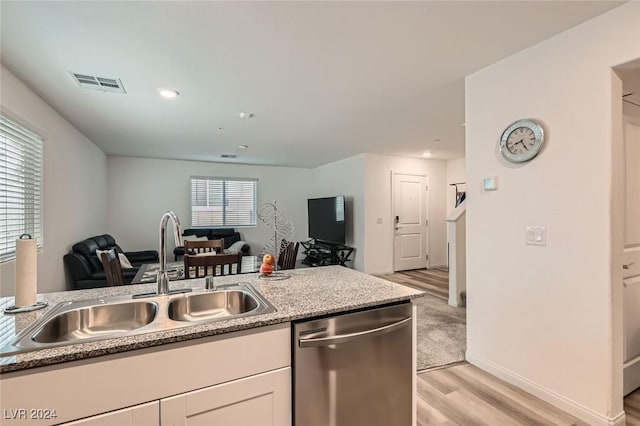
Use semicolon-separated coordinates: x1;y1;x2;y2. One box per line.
0;266;423;425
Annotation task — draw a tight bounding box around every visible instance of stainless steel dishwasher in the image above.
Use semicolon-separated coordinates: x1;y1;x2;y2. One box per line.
293;302;413;426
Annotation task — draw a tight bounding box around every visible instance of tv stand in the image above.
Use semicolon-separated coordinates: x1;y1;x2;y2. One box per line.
300;240;354;267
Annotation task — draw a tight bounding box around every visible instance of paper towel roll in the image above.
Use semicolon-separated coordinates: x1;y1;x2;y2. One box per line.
15;236;37;307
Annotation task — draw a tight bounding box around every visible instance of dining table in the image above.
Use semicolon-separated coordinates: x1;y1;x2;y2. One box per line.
131;255;261;284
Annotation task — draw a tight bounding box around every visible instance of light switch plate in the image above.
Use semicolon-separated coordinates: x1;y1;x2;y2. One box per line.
526;227;546;246
483;177;497;191
376;217;383;225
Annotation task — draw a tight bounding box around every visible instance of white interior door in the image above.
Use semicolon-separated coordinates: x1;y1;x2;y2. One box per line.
624;117;640;315
622;117;640;395
393;173;428;271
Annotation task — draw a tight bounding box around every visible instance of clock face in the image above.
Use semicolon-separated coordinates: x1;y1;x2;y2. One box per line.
499;119;544;163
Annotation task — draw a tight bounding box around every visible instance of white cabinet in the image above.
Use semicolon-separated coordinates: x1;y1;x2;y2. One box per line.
60;402;158;426
59;369;290;426
1;324;291;425
161;368;290;426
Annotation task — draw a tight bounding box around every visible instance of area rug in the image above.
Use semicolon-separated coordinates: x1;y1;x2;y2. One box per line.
415;293;466;371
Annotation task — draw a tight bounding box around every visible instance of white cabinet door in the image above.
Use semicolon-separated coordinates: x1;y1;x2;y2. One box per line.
161;367;290;426
60;401;158;426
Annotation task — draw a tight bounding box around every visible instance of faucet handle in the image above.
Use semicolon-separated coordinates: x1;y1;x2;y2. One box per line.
205;276;216;290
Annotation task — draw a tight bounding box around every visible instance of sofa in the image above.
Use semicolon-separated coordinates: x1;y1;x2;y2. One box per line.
63;234;158;290
173;228;250;260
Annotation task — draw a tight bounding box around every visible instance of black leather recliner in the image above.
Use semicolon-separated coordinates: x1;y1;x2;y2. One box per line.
63;234;158;290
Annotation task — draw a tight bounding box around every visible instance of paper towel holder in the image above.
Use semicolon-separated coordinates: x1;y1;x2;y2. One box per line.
4;234;48;315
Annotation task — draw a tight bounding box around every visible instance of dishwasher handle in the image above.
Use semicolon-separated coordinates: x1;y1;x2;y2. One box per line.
298;316;411;348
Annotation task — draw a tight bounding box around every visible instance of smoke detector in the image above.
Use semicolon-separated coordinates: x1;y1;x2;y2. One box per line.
70;72;126;94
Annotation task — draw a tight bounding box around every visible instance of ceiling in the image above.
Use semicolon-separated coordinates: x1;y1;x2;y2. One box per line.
0;1;624;168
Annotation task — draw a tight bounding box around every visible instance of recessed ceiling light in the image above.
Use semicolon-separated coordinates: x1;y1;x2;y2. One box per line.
422;151;432;158
158;88;180;99
238;145;248;149
239;112;255;119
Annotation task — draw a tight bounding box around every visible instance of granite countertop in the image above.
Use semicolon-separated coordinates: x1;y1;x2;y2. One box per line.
0;266;423;373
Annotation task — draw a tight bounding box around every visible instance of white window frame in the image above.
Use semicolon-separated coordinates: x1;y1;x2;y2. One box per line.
0;112;44;263
190;176;258;228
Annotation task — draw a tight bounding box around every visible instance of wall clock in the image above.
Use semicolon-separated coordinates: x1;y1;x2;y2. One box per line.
498;119;545;163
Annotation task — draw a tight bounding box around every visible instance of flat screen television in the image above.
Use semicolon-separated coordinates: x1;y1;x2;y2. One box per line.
307;196;346;244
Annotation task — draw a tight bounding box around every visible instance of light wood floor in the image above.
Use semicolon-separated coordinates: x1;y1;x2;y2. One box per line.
417;363;588;426
379;267;449;301
626;387;640;424
397;271;640;424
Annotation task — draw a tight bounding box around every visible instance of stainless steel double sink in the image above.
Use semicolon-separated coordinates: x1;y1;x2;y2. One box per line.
2;282;275;356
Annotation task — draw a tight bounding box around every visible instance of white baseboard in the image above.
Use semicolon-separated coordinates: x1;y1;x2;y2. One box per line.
369;269;394;276
429;264;448;269
467;352;626;426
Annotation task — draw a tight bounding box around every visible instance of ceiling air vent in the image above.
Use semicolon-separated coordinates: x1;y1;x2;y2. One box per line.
221;154;238;159
70;72;126;94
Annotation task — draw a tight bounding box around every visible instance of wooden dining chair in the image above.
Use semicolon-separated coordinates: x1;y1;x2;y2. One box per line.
278;240;299;270
184;239;225;256
99;248;125;286
183;252;243;278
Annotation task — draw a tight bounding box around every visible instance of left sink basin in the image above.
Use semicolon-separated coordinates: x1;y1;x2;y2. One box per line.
31;301;157;344
3;298;159;355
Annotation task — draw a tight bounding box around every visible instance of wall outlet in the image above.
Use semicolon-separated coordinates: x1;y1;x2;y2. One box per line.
526;227;546;246
376;217;383;225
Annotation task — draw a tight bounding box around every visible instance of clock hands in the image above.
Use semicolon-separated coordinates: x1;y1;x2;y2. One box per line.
517;139;529;151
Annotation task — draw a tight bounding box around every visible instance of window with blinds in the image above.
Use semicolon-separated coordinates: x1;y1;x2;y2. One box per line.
0;113;44;263
190;177;257;227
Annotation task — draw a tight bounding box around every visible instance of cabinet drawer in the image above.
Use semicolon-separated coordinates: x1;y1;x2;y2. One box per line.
60;402;158;426
161;367;291;426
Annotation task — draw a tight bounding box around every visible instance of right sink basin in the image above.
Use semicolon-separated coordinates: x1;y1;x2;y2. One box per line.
167;289;270;322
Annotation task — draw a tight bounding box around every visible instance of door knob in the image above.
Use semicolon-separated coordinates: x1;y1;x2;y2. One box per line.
624;262;636;270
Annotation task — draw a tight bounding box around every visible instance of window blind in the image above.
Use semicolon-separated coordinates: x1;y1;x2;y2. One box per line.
190;177;257;227
0;113;44;263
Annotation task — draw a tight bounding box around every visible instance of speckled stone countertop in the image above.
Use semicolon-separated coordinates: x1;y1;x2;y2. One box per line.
0;266;423;373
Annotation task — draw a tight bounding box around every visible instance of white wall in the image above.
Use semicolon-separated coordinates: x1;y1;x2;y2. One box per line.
110;153;448;276
310;154;366;271
363;153;447;274
107;157;313;258
0;65;108;295
446;158;466;216
465;3;639;425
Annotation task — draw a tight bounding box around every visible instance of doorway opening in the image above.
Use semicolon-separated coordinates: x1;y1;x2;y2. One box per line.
614;58;640;420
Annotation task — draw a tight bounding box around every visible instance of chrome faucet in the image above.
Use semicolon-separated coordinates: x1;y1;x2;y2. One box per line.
157;211;185;295
132;211;191;299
